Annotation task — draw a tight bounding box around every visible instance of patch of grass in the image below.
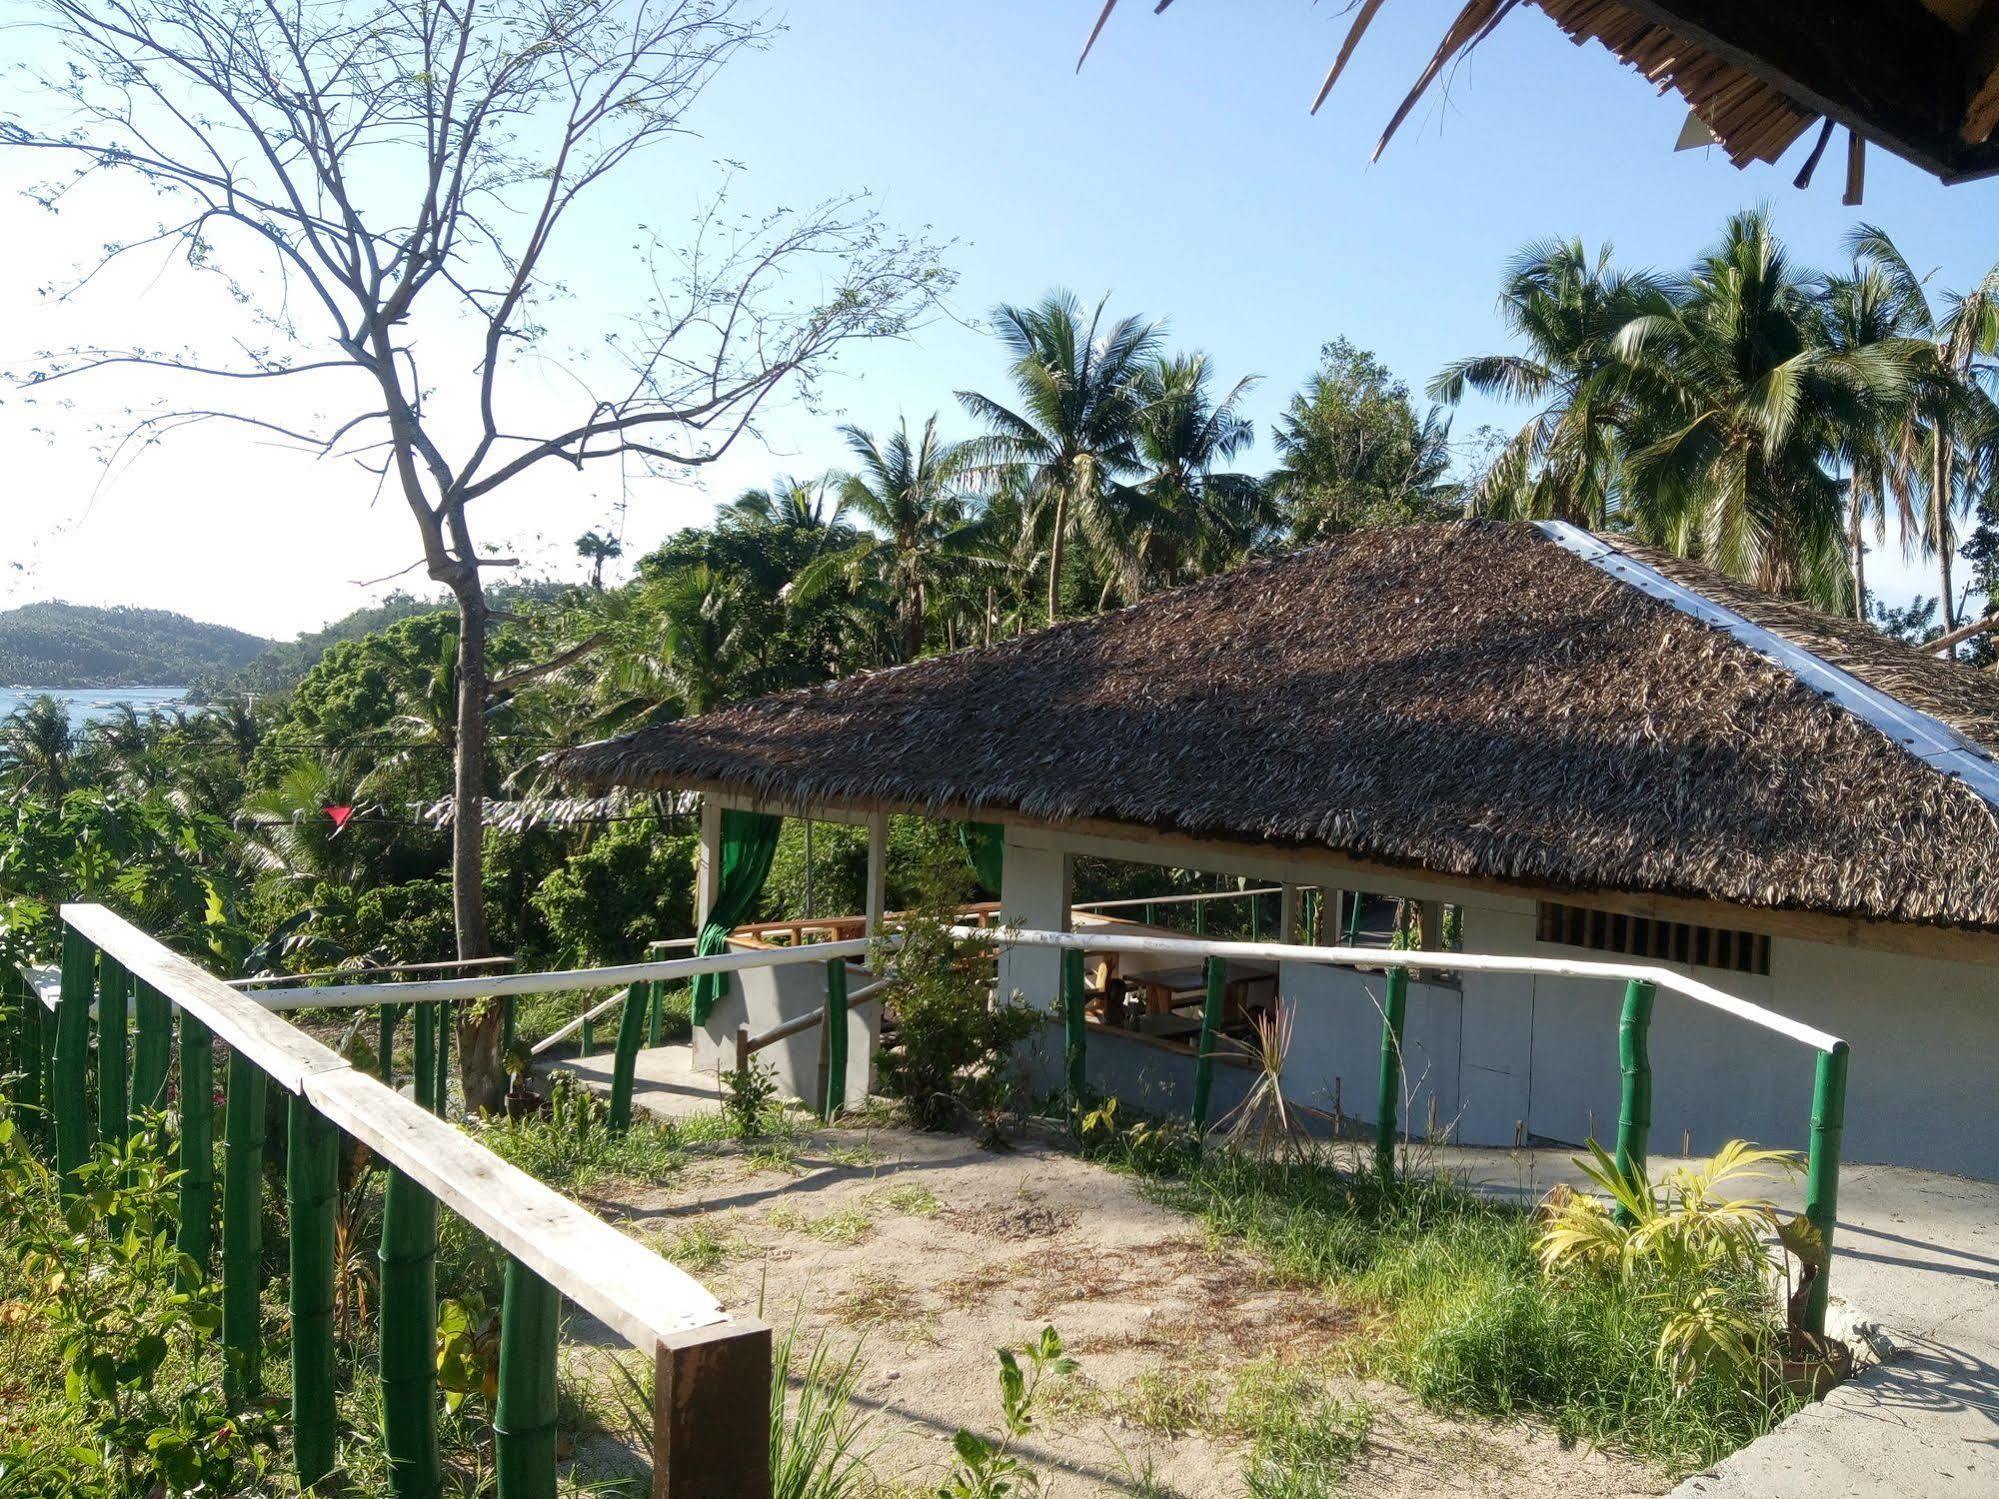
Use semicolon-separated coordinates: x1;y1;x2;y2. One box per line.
1108;1369;1215;1437
663;1218;744;1273
829;1273;923;1330
1225;1359;1372;1499
471;1103;690;1193
875;1184;941;1218
1155;1153;1794;1476
770;1203;876;1246
827;1142;886;1169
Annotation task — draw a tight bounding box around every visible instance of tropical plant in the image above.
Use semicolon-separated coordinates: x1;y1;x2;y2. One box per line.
1129;353;1273;591
937;1326;1077;1499
1432;239;1667;526
0;695;79;799
1272;339;1460;540
958;291;1163;623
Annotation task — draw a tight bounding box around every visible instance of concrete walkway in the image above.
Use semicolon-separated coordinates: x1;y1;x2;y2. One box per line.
565;1047;1999;1497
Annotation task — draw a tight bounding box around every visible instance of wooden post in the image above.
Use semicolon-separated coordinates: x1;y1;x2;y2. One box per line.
610;986;649;1134
221;1052;268;1405
1803;1042;1850;1338
1278;885;1299;945
821;959;849;1122
53;927;96;1196
379;1163;443;1499
175;1012;215;1287
131;976;172;1117
1614;979;1657;1223
98;953;129;1153
734;1024;751;1078
495;1257;560;1499
653;1320;773;1499
1189;957;1226;1136
1374;968;1409;1187
379;1003;401;1087
862;813;888;939
288;1095;339;1492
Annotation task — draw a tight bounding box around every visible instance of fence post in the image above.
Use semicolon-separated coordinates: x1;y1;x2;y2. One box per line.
53;927;96;1196
379;1162;443;1499
98;953;130;1155
1061;948;1087;1122
7;965;48;1149
495;1257;560;1499
734;1023;751;1078
131;977;172;1117
653;1321;773;1499
433;1007;451;1115
1803;1041;1850;1338
175;1012;215;1287
579;1006;595;1058
1614;979;1656;1222
221;1051;268;1405
1189;957;1226;1136
413;1003;438;1114
610;987;647;1134
1374;967;1409;1186
647;980;665;1047
288;1095;339;1492
821;959;849;1122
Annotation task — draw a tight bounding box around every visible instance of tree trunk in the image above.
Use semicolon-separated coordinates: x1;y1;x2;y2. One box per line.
1046;489;1068;626
1849;489;1867;623
1937;437;1957;640
447;577;507;1115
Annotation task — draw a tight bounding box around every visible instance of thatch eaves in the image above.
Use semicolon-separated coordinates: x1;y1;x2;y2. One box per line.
550;521;1999;932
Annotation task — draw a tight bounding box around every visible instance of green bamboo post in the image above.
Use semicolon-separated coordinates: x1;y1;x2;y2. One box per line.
495;1257;560;1499
412;1002;438;1113
379;1162;442;1499
221;1051;268;1406
1061;948;1087;1120
608;985;648;1134
1345;893;1363;947
646;980;664;1046
1189;957;1226;1135
1613;979;1657;1223
288;1095;339;1491
579;1006;595;1058
1802;1042;1850;1338
503;994;519;1054
822;958;850;1122
98;953;130;1155
53;927;96;1196
379;1003;401;1087
433;1007;451;1116
131;977;172;1117
1374;968;1409;1186
1249;895;1260;941
175;1012;215;1288
8;965;48;1149
1194;898;1206;936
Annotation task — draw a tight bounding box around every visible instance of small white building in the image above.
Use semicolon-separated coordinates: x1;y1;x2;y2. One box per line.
556;521;1999;1178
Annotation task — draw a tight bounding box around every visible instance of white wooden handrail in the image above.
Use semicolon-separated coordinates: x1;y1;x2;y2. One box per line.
953;925;1844;1054
1073;886;1285;912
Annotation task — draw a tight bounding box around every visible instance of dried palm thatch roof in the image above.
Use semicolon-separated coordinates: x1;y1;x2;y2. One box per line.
1077;1;1999;190
550;521;1999;932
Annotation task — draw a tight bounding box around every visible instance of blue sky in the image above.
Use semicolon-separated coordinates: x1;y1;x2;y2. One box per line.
4;0;1997;637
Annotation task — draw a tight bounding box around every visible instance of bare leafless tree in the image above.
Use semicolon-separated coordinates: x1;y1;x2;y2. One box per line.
4;0;950;1108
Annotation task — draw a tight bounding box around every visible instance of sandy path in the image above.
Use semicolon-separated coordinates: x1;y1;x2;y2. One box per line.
568;1117;1666;1498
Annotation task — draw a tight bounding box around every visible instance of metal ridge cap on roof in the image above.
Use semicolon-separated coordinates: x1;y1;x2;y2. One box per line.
1535;520;1999;813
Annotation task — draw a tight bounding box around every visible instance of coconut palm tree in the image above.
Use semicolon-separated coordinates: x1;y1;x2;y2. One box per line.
1431;239;1668;526
1614;210;1920;610
958;291;1162;624
1846;226;1999;642
0;695;79;799
791;416;979;662
575;530;624;591
1129;353;1273;591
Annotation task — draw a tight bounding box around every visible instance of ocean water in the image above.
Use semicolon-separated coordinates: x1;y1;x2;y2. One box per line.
0;685;190;729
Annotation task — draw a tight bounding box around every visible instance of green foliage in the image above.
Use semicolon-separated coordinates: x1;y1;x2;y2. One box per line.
0;603;270;688
0;1115;274;1496
768;1323;877;1499
1226;1360;1372;1499
722;1059;783;1139
533;819;696;963
469;1070;690;1192
937;1327;1076;1499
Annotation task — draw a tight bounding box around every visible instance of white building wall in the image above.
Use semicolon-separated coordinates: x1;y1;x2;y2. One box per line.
994;820;1999;1178
692;949;878;1106
998;829;1070;1014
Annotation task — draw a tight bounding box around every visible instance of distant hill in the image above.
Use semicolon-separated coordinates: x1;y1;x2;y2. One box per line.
0;602;273;688
191;582;574;700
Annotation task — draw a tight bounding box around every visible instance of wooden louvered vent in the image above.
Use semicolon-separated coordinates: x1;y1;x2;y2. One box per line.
1536;902;1771;977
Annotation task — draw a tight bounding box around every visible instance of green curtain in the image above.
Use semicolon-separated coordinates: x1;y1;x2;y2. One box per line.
959;821;1005;898
690;809;783;1026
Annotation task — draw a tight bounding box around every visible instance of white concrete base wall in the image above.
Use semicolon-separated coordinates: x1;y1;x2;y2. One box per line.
1278;964;1461;1135
693;948;877;1107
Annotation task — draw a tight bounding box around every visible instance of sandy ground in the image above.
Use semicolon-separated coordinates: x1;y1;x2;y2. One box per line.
560;1113;1667;1499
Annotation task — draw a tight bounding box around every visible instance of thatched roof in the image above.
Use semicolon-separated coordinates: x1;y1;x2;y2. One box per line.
550;521;1999;932
1079;1;1999;190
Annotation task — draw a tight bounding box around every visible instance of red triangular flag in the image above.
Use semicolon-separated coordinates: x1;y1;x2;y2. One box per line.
325;805;355;833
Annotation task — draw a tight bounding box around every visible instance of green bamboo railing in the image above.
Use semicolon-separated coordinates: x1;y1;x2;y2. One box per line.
99;952;130;1153
609;983;649;1134
34;904;763;1498
1803;1042;1850;1337
1373;967;1409;1185
821;958;849;1122
1189;956;1226;1135
1061;948;1087;1119
1613;979;1657;1222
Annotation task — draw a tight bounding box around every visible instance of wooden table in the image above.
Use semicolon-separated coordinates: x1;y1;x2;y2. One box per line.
1128;960;1278;1024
